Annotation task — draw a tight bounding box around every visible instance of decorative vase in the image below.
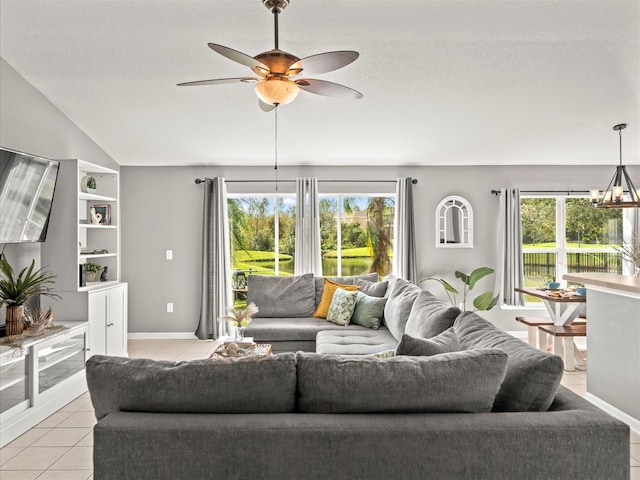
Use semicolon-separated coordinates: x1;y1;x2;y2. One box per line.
87;271;99;283
6;305;25;336
235;325;245;341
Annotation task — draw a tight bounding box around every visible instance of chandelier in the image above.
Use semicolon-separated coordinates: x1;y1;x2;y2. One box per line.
590;124;640;208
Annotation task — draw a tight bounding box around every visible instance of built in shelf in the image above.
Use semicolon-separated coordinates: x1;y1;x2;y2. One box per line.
79;253;117;259
78;280;121;292
78;192;117;202
79;224;117;229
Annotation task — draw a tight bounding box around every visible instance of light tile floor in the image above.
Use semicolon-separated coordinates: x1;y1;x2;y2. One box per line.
1;339;639;479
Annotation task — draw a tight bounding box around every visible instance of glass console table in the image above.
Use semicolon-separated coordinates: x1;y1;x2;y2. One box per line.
0;321;89;447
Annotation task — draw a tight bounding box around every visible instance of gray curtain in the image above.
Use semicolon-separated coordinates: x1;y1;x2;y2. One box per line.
195;177;232;340
393;177;418;282
294;178;323;275
497;188;524;306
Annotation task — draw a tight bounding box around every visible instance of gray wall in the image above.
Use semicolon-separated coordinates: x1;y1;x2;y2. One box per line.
121;163;615;335
0;58;119;321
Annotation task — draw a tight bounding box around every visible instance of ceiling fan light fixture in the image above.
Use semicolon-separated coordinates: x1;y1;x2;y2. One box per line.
254;77;299;106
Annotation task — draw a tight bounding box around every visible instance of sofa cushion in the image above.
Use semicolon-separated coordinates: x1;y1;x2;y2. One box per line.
86;353;298;420
314;273;379;306
316;328;397;355
404;290;461;338
327;288;359;326
314;278;360;319
296;350;508;414
396;329;461;356
351;291;387;329
353;278;388;297
248;274;315;318
454;311;564;412
383;278;422;341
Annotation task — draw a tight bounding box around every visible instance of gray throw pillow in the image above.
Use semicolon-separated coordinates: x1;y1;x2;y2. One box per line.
314;273;379;306
353;279;388;297
296;350;508;414
86;353;298;420
248;273;315;317
396;329;461;356
383;278;422;341
454;311;564;412
404;290;461;339
351;291;387;329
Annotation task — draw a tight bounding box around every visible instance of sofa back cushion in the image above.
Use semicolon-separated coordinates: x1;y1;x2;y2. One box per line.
86;353;297;420
314;273;379;306
296;350;507;414
383;277;422;341
248;273;316;317
454;311;564;412
404;290;461;338
396;329;461;356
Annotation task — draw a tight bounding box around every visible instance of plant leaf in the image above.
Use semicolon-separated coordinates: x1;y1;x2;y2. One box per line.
473;291;500;311
421;277;459;294
454;271;469;286
467;267;495;290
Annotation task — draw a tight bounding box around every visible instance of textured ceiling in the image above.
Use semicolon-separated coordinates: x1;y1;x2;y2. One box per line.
0;0;639;167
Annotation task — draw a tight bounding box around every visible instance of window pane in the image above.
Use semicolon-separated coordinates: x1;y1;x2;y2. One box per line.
278;197;296;275
319;197;339;275
521;198;556;248
341;196;375;276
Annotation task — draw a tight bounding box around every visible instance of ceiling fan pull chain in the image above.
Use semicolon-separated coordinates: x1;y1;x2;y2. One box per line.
274;105;279;192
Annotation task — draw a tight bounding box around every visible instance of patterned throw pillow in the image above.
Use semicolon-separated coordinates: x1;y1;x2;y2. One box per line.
326;288;359;326
314;278;360;319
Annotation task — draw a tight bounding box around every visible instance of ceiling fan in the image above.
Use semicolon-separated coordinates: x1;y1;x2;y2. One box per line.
178;0;363;111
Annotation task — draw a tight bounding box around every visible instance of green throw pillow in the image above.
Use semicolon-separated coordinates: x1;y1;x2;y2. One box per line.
351;291;387;329
327;288;359;326
396;329;461;356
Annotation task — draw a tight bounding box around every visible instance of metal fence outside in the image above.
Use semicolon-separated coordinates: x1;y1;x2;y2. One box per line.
523;251;623;280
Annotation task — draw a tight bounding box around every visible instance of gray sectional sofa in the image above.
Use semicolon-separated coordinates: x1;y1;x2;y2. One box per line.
86;274;630;480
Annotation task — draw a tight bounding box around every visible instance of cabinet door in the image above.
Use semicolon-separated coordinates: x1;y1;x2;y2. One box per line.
88;290;108;357
107;284;128;357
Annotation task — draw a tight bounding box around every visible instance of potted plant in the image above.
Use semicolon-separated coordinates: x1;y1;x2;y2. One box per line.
421;266;500;312
81;175;97;193
85;262;103;283
0;254;59;336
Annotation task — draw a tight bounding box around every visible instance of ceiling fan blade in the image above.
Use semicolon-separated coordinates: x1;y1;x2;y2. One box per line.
208;43;269;74
177;77;259;87
295;79;363;99
259;100;276;112
289;51;359;76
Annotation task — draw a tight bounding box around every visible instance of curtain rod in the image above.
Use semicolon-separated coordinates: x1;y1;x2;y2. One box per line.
490;189;589;195
195;178;418;185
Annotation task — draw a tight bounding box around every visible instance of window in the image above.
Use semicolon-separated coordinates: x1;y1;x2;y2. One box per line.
227;195;296;277
521;196;623;302
319;194;396;277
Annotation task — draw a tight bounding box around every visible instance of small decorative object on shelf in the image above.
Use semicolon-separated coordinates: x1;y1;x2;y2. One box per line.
81;176;97;193
84;262;103;283
90;207;102;225
91;204;111;225
220;302;259;341
100;266;109;282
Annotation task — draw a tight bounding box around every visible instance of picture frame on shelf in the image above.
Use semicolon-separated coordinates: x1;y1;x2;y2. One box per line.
91;204;111;225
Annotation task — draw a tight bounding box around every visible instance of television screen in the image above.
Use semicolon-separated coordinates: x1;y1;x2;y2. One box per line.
0;148;60;243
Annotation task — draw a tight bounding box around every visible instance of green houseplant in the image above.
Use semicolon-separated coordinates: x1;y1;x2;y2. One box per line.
85;262;103;282
0;254;59;336
421;266;499;312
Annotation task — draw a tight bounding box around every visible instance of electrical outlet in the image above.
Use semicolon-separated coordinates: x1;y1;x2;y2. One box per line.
165;250;173;260
166;303;174;313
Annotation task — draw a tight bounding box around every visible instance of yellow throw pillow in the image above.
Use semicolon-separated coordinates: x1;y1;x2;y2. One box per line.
314;278;361;319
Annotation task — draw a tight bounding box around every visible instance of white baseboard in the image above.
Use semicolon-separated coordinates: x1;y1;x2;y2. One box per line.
127;332;199;340
584;392;640;432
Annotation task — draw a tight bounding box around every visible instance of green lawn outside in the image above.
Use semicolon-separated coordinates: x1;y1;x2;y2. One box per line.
323;247;372;258
234;250;293;262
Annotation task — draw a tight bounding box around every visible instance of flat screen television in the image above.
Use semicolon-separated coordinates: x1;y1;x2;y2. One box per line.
0;147;60;243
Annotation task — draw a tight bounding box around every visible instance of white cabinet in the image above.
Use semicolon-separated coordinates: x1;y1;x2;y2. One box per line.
88;284;128;357
0;322;89;447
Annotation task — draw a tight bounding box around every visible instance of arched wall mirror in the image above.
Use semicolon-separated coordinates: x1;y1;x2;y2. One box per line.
436;195;473;248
